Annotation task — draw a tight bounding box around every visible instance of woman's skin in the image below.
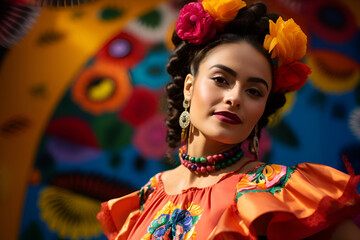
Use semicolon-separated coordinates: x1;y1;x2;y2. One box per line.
162;41;270;194
161;41;360;238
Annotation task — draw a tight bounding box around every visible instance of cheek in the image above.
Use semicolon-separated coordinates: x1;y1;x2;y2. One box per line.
244;100;267;123
191;81;218;111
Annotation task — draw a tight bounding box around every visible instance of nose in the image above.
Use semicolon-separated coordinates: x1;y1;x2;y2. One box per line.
225;98;240;108
224;86;241;108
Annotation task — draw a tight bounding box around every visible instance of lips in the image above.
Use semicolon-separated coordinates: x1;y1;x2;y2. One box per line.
213;111;242;124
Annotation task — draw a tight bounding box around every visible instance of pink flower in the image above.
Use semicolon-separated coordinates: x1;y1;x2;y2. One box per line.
176;2;216;44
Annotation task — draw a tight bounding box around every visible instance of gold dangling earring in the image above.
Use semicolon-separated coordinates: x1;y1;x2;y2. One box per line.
179;98;190;142
250;124;259;160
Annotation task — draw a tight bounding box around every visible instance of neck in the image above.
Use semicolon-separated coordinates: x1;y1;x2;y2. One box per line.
186;125;238;157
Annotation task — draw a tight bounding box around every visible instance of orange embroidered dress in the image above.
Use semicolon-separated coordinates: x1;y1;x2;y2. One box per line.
97;163;360;240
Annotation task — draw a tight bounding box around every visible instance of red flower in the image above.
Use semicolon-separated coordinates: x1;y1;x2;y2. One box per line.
274;61;312;93
176;2;216;44
119;88;158;127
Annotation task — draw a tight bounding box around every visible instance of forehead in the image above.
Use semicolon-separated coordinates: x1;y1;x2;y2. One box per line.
199;42;272;81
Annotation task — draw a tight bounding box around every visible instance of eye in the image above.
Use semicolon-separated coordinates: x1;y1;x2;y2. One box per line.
246;88;263;97
211;76;228;85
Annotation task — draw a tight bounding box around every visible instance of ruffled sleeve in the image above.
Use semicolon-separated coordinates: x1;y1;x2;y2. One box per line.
209;163;360;240
96;174;160;240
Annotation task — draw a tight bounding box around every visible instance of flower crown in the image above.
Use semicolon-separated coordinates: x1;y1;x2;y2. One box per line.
175;0;311;93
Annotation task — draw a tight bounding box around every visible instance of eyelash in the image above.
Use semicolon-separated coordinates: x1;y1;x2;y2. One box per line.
211;76;264;97
246;88;263;97
211;76;228;85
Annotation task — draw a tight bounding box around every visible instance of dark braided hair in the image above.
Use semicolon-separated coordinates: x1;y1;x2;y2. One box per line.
166;2;286;151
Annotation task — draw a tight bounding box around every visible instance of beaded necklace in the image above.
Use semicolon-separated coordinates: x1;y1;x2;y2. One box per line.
179;144;244;174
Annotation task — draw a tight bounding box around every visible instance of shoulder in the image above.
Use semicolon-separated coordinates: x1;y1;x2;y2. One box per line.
235;163;295;201
226;163;360;239
211;162;360;239
139;172;162;192
235;161;360;197
138;172;162;211
234;162;356;200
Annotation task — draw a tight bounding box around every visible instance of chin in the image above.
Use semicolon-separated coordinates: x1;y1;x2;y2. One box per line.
194;123;249;144
206;133;247;145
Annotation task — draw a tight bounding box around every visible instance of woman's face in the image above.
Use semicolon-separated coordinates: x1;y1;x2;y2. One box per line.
184;41;272;144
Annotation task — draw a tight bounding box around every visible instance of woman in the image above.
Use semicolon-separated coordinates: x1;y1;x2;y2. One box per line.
97;0;360;239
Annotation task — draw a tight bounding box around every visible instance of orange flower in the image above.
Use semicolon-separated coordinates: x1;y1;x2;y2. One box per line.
202;0;246;25
263;17;307;65
72;61;132;115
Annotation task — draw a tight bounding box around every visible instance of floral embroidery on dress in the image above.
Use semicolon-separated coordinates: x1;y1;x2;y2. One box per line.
138;174;160;211
235;164;296;201
142;201;203;240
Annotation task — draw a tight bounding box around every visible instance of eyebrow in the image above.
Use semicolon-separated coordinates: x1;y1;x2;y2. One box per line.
248;77;269;90
210;64;237;77
210;64;269;90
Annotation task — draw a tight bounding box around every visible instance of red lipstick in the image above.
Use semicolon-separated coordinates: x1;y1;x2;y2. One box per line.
213;111;242;124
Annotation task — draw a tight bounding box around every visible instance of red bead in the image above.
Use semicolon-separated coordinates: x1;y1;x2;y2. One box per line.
201;166;206;173
218;153;224;159
197;167;201;172
229;150;234;156
213;155;219;161
206;166;213;172
207;156;213;163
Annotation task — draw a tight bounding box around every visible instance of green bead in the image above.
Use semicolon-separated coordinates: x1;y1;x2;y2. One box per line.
232;157;237;162
227;160;232;166
200;157;207;163
215;164;221;170
221;162;227;169
190;157;195;163
195;157;200;163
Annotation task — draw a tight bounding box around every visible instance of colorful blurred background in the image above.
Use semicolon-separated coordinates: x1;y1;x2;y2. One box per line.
0;0;359;239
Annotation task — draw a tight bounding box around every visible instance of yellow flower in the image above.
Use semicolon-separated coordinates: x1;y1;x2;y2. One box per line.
263;17;307;65
185;202;204;216
39;186;102;239
202;0;246;24
153;201;180;219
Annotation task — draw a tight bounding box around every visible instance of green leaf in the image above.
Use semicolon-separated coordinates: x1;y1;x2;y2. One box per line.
138;10;162;28
92;114;133;149
99;7;124;21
